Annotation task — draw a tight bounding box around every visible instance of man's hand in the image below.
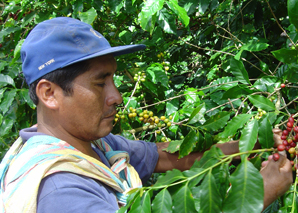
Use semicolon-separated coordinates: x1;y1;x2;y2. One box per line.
260;154;293;210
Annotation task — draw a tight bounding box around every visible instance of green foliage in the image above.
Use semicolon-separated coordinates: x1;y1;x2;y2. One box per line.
1;0;298;212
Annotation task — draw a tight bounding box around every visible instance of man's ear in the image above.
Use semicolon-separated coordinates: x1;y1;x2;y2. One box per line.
36;79;61;109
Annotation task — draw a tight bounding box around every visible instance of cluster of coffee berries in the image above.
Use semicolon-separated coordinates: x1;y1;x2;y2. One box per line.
254;108;267;120
115;107;173;128
277;116;297;154
133;71;146;82
157;52;164;58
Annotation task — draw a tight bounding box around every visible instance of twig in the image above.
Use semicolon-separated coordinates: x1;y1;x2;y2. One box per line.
206;99;239;114
265;0;295;46
181;38;270;76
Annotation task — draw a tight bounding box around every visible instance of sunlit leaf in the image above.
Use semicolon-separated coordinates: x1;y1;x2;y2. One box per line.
248;95;275;111
202;111;230;131
200;170;222;213
172;185;197;213
258;115;274;148
222;158;264;213
152;188;172;213
239;119;258;161
218;114;253;139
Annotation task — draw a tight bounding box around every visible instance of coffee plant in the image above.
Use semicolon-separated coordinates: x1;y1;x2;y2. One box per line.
1;0;298;212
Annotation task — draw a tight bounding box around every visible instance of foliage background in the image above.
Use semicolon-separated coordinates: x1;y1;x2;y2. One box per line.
1;0;298;212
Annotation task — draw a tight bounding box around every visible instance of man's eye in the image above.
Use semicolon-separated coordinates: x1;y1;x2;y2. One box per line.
97;83;106;87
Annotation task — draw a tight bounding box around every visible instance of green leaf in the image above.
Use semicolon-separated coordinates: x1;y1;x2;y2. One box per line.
228;58;250;84
271;48;298;64
218;114;253;139
199;0;210;13
222;158;264;213
152;188;172;213
184;88;201;104
241;42;269;52
239;119;258;161
154;169;185;187
188;102;206;124
13;39;25;60
0;118;14;137
202;111;230;131
0;74;15;87
200;170;222;213
222;85;253;99
166;98;179;116
258;115;274;148
157;8;177;34
288;0;298;30
191;146;223;169
129;190;151;213
0;27;21;43
165;140;183;153
166;0;190;27
248;95;275;111
0;89;17;115
79;7;97;25
139;0;164;30
179;130;199;158
172;185;197;213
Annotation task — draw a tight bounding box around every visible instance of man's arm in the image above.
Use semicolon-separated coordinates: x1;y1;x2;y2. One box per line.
154;140;239;173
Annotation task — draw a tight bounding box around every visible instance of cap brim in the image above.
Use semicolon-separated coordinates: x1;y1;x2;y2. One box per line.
65;44;146;67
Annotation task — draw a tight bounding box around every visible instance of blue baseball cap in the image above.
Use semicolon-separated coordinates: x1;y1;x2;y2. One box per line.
21;17;146;85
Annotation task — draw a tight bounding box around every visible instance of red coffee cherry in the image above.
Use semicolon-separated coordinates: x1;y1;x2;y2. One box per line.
289;117;295;123
287;122;294;128
281;83;286;88
287;127;293;132
290;142;296;147
283;140;289;146
277;144;286;151
282;130;289;136
294;126;298;133
281;135;287;140
273;153;280;161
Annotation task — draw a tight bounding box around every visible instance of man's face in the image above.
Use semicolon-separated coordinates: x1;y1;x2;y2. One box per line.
58;55;122;141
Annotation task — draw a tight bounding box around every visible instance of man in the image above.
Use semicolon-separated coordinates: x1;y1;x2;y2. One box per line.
0;17;292;212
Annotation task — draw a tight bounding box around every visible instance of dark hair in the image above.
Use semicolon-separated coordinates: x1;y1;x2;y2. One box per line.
29;60;91;105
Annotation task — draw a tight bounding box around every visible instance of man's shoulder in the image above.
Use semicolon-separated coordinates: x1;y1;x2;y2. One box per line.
38;172;117;202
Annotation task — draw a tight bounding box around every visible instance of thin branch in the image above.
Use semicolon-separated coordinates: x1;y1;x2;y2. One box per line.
265;0;295;46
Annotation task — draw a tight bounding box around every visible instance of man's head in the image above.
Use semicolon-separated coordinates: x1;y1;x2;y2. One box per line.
21;17;145;140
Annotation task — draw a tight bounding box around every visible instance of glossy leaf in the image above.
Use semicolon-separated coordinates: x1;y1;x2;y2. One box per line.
139;0;164;30
258;115;274;148
179;130;199;158
200;170;222;213
239;119;258;161
288;0;298;30
166;98;179;116
166;0;190;26
0;89;17;115
222;85;253;99
202;111;230;131
184;87;201;104
0;74;15;87
152;188;172;213
191;146;223;169
218;114;253;139
228;58;250;84
154;169;185;187
271;48;298;64
188;103;206;124
241;42;269;52
0;118;14;137
248;95;275;111
165;140;183;153
157;8;177;34
222;158;264;213
172;185;197;213
13;39;24;60
78;7;97;25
